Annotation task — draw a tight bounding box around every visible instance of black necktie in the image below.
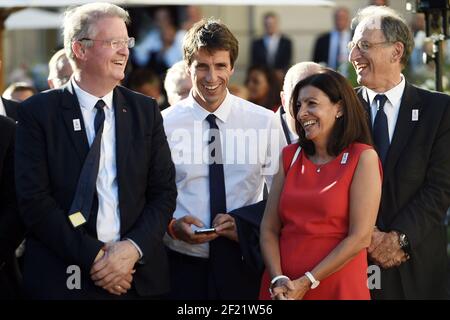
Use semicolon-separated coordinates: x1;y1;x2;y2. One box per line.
205;114;226;224
68;99;105;228
373;94;389;164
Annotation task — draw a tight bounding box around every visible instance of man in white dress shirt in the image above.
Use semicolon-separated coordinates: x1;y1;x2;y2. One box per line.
162;18;284;299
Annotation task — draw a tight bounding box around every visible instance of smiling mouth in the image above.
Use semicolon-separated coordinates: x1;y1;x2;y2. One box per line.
302;120;317;128
354;63;368;73
203;84;220;91
112;60;126;66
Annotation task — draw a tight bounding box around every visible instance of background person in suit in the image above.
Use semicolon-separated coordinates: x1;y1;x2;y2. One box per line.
312;7;351;73
350;5;450;299
162;18;284;300
15;2;176;299
0;115;25;299
250;12;292;80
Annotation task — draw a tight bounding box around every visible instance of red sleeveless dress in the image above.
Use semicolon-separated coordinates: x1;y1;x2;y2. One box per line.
259;143;381;300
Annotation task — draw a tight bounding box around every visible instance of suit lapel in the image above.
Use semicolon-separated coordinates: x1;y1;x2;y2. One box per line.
113;87;131;180
357;87;372;131
61;83;89;163
383;82;421;180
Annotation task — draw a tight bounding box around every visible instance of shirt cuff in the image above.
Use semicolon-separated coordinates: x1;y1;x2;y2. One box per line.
125;238;143;260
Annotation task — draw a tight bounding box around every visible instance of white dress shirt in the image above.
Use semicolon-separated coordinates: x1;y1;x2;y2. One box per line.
365;75;406;143
0;98;6;117
162;90;286;258
71;79;121;243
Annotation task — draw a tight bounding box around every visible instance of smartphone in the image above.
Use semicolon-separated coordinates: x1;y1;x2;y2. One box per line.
194;227;216;234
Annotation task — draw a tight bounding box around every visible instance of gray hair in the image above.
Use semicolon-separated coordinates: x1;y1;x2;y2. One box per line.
352;5;413;66
63;2;130;62
283;61;323;95
48;49;69;79
164;61;192;105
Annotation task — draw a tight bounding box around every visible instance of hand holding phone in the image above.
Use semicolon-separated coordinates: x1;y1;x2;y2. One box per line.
194;227;216;235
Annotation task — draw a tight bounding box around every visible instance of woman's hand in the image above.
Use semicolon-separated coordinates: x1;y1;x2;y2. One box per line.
285;276;311;300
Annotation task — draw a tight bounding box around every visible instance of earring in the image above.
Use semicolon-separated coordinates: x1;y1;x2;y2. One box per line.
336;115;341;119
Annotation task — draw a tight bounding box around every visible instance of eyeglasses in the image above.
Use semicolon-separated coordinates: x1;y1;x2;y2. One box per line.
347;40;392;52
79;37;135;49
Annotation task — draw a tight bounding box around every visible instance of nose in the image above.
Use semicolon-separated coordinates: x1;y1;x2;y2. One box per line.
118;44;129;56
349;45;361;63
297;103;307;122
205;68;217;82
118;41;130;55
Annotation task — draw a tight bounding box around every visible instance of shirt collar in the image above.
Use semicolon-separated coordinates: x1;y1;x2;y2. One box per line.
71;78;114;111
365;74;406;108
187;89;232;124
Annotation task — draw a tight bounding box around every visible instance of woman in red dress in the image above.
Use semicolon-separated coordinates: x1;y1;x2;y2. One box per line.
259;69;382;300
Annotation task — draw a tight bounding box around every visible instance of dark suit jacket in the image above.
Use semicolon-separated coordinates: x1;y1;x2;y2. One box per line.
15;84;177;299
312;32;330;66
357;83;450;299
251;35;292;71
2;98;19;121
0;116;25;299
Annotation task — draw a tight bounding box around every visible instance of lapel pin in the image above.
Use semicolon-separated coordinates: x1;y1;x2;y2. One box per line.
122;108;127;113
412;109;419;121
69;211;86;228
341;152;349;164
73;119;81;131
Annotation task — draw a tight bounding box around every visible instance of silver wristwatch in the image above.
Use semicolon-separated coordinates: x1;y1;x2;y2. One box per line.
398;232;409;250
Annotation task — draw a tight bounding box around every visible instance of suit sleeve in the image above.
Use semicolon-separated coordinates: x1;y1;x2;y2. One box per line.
390;97;450;250
285;38;293;69
0;119;24;263
15;102;103;272
124;104;177;262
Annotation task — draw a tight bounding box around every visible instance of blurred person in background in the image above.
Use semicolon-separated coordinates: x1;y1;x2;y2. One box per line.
127;68;168;109
163;60;192;106
48;49;73;89
250;12;292;80
245;65;281;112
3;82;37;103
0;61;19;121
313;7;351;75
132;7;184;69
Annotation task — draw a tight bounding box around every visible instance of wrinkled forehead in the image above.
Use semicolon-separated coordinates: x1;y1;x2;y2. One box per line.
353;16;385;40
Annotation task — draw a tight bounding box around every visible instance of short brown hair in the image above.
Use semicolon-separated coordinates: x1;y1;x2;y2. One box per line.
183;18;239;68
291;69;373;156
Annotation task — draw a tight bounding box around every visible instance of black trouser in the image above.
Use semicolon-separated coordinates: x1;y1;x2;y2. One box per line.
166;249;218;300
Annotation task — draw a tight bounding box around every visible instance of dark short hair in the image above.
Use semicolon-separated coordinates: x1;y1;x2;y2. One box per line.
183;18;239;68
291;69;373;156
